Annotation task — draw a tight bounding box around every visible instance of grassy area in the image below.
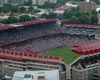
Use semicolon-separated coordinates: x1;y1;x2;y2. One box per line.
42;47;82;64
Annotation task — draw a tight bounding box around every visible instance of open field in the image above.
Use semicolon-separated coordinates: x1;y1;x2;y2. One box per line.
42;47;82;64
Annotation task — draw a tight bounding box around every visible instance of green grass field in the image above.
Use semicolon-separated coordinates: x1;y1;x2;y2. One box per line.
42;47;82;64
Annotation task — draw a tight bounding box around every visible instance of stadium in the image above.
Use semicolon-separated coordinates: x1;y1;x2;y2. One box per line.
0;20;100;80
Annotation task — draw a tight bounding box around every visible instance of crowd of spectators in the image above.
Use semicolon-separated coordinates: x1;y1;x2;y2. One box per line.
0;21;97;54
0;23;60;46
2;34;95;53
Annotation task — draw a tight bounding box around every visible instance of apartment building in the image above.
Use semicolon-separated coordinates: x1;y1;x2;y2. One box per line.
32;0;57;6
79;0;97;14
0;0;26;5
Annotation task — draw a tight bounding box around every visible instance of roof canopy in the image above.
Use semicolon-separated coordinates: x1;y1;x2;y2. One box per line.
0;19;58;31
64;23;100;29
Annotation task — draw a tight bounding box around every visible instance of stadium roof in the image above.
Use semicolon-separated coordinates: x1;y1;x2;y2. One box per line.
72;40;100;55
0;19;58;31
64;23;100;29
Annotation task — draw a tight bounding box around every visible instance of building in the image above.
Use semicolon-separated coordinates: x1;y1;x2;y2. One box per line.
8;0;26;4
12;70;59;80
37;0;45;6
79;0;97;14
48;0;57;4
91;70;100;80
98;13;100;24
65;1;78;8
32;0;45;6
32;0;57;6
32;0;37;5
0;0;26;5
0;0;7;5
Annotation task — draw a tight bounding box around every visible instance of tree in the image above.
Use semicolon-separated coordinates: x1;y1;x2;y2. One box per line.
20;7;26;13
19;15;31;22
47;12;57;19
61;19;71;26
23;0;32;6
7;16;18;24
92;10;97;15
28;6;34;12
1;16;18;24
11;6;19;13
39;2;56;8
91;15;98;24
41;13;48;19
70;16;79;23
2;3;12;13
31;16;36;21
63;10;75;19
79;15;90;24
1;19;9;24
74;11;89;17
75;11;82;17
32;9;40;14
0;7;2;13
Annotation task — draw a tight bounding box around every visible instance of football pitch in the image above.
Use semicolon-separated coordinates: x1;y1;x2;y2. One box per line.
42;47;82;64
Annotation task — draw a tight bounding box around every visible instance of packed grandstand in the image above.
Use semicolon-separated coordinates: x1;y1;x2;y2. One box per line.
0;19;100;63
0;20;96;54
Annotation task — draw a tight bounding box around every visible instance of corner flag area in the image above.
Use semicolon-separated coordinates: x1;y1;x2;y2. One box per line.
42;47;82;64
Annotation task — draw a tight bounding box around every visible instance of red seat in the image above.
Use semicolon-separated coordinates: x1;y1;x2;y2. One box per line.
2;50;6;54
11;51;14;55
44;56;48;59
84;51;89;55
29;54;32;57
55;56;59;60
89;50;93;54
6;51;10;54
34;55;38;58
24;53;28;57
39;55;43;58
49;56;53;59
15;52;18;55
0;50;2;53
61;58;64;61
99;48;100;52
19;52;23;56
